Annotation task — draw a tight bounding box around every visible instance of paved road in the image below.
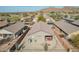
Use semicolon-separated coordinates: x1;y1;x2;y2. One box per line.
43;14;56;23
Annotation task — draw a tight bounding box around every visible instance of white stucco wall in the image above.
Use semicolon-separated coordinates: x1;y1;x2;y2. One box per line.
23;31;51;50
21;31;65;51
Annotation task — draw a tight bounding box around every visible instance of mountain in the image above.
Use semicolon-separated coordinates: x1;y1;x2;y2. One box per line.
39;7;73;13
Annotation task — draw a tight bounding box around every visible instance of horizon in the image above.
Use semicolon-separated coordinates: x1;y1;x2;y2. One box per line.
0;6;64;12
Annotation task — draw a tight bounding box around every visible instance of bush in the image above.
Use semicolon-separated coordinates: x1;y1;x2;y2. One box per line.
71;34;79;48
49;12;63;21
74;15;79;20
8;15;20;22
44;43;48;51
37;15;46;22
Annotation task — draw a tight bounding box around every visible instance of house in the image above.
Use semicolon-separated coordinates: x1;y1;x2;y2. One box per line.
54;20;79;39
20;21;66;51
71;20;79;27
21;16;34;26
43;14;55;27
0;21;30;52
0;20;11;44
4;21;28;38
0;29;13;40
0;21;28;42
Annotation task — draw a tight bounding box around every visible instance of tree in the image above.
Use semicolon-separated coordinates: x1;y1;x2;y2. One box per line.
71;34;79;48
49;12;63;21
23;13;28;17
37;15;46;22
74;15;79;20
0;13;10;17
8;15;20;22
64;15;68;18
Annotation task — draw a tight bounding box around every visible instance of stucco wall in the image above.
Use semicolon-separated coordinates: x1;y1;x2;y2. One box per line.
23;31;50;50
22;31;65;51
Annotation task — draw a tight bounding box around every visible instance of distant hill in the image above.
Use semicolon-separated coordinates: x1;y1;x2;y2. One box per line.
39;6;79;13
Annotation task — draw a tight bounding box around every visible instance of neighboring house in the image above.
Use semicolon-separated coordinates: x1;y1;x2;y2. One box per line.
46;19;54;28
54;20;79;39
0;29;13;40
0;21;30;52
0;20;11;43
71;20;79;27
4;21;27;38
0;21;28;41
21;16;34;26
43;14;55;27
0;20;8;29
21;21;65;51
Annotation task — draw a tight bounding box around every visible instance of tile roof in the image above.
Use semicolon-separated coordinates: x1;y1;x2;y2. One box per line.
27;21;53;36
4;21;25;34
0;20;8;28
55;20;79;35
72;20;79;26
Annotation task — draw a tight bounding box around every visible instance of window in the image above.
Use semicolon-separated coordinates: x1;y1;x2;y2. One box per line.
9;34;12;36
28;38;32;43
0;34;2;37
45;35;52;41
3;34;7;38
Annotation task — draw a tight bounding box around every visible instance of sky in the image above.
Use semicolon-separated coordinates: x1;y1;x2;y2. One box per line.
0;6;63;12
